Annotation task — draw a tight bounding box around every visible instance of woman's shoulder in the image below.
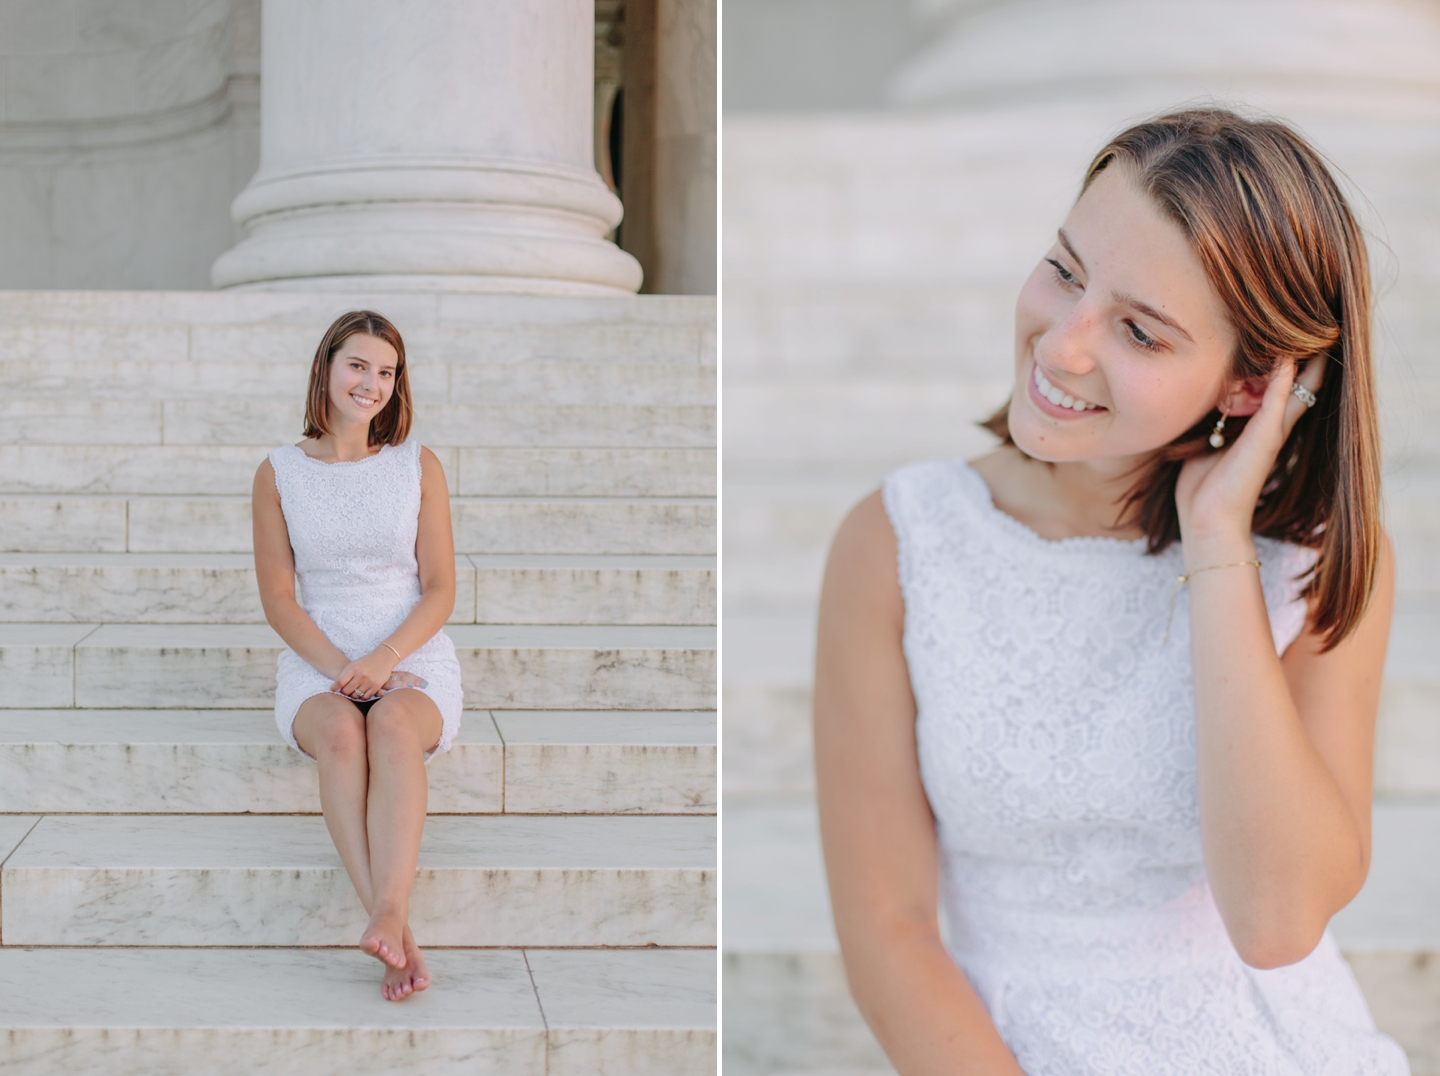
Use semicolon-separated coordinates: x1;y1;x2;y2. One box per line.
258;442;300;476
881;452;995;547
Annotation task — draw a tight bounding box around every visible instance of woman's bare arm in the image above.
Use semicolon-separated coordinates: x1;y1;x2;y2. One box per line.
1185;531;1392;968
1177;361;1393;967
815;491;1025;1076
252;458;352;678
376;445;456;659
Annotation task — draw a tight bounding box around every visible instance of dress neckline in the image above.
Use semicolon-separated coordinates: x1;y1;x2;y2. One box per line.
950;457;1152;555
289;441;394;468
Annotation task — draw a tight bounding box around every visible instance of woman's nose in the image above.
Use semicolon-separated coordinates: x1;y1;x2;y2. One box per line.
1043;303;1101;375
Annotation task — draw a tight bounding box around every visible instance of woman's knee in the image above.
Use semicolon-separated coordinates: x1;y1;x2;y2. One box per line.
296;697;367;761
366;693;440;754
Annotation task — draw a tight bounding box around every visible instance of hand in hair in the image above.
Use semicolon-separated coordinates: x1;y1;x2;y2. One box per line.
1174;355;1326;559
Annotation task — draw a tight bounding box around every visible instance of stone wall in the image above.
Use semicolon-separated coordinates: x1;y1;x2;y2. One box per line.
0;0;259;289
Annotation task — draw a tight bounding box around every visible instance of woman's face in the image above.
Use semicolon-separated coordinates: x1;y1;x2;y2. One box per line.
1008;165;1239;464
327;332;397;427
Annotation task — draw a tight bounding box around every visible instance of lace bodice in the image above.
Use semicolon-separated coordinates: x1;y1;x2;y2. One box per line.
882;457;1406;1075
270;440;423;656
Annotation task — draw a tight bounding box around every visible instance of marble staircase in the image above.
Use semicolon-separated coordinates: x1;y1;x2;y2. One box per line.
0;291;717;1074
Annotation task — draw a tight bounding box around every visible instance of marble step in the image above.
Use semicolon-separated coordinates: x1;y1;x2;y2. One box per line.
0;814;716;947
0;445;716;497
0;947;716;1076
0;358;715;405
0;494;717;555
721;802;1440;1076
0;290;714;360
0;709;717;815
0;553;717;626
0;286;708;318
0;623;717;710
0;399;714;447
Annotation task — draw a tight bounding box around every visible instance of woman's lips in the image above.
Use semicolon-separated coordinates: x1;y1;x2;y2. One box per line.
1028;364;1105;419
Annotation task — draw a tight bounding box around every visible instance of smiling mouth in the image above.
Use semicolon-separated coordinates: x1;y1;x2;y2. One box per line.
350;394;378;409
1033;365;1101;412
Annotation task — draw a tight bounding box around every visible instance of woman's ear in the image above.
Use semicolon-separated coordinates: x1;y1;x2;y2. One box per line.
1218;376;1269;417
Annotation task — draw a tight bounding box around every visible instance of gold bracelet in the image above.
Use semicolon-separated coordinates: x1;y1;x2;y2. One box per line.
1163;559;1261;643
380;642;402;662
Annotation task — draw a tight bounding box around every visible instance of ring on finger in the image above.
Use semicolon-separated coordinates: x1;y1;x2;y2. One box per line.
1290;382;1317;408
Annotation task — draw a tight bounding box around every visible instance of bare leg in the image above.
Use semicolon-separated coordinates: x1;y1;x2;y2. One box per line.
292;695;375;915
359;690;443;980
294;691;437;999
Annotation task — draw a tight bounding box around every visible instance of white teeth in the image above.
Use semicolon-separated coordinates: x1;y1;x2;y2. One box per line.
351;394;376;408
1034;365;1098;411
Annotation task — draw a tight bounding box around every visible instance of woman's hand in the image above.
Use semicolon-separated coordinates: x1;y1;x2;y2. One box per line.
380;670;428;694
1175;356;1326;561
331;648;399;700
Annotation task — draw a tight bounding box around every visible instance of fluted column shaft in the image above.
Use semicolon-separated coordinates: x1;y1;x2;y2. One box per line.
213;0;642;294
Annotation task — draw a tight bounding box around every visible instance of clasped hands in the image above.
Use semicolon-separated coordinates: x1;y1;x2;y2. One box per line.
330;647;424;701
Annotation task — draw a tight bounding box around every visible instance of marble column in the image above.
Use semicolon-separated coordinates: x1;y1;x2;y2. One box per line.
618;0;717;295
212;0;642;294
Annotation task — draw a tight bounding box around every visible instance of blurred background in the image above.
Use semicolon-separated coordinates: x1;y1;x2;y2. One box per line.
722;1;1440;1072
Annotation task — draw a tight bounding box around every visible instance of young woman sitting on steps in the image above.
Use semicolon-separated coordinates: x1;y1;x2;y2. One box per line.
814;110;1407;1073
252;309;463;1002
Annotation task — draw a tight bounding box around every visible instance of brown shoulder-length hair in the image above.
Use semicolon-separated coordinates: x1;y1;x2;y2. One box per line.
983;108;1379;651
303;310;413;447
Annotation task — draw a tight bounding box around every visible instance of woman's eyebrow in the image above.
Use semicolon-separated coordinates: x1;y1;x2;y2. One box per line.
1112;291;1195;343
1059;228;1195;342
1057;229;1086;272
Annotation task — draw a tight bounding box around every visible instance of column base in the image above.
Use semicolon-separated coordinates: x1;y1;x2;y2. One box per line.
212;161;643;295
223;273;635;297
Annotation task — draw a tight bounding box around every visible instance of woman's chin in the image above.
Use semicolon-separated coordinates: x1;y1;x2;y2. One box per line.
1008;415;1090;464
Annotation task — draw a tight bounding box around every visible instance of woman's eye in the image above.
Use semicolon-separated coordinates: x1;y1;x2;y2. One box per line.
1127;321;1160;351
1046;258;1079;286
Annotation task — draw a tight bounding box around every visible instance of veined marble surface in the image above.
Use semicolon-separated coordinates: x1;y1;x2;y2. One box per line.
0;710;504;814
0;947;719;1075
0;622;97;706
0;948;546;1075
496;711;717;813
468;553;716;625
0;496;128;553
456;447;716;497
529;949;718;1076
2;814;716;946
0;553;476;624
528;948;717;1028
133;400;714;449
76;495;717;557
494;709;717;745
38;622;716;710
0;815;39;864
451;498;716;557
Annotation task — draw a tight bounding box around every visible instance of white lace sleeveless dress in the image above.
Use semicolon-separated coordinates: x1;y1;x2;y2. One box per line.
882;457;1408;1076
268;440;463;761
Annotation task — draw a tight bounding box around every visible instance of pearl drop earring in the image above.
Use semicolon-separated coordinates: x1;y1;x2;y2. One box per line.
1209;411;1227;449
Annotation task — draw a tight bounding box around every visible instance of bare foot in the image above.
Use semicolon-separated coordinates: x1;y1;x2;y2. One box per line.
360;907;407;970
382;928;431;1001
